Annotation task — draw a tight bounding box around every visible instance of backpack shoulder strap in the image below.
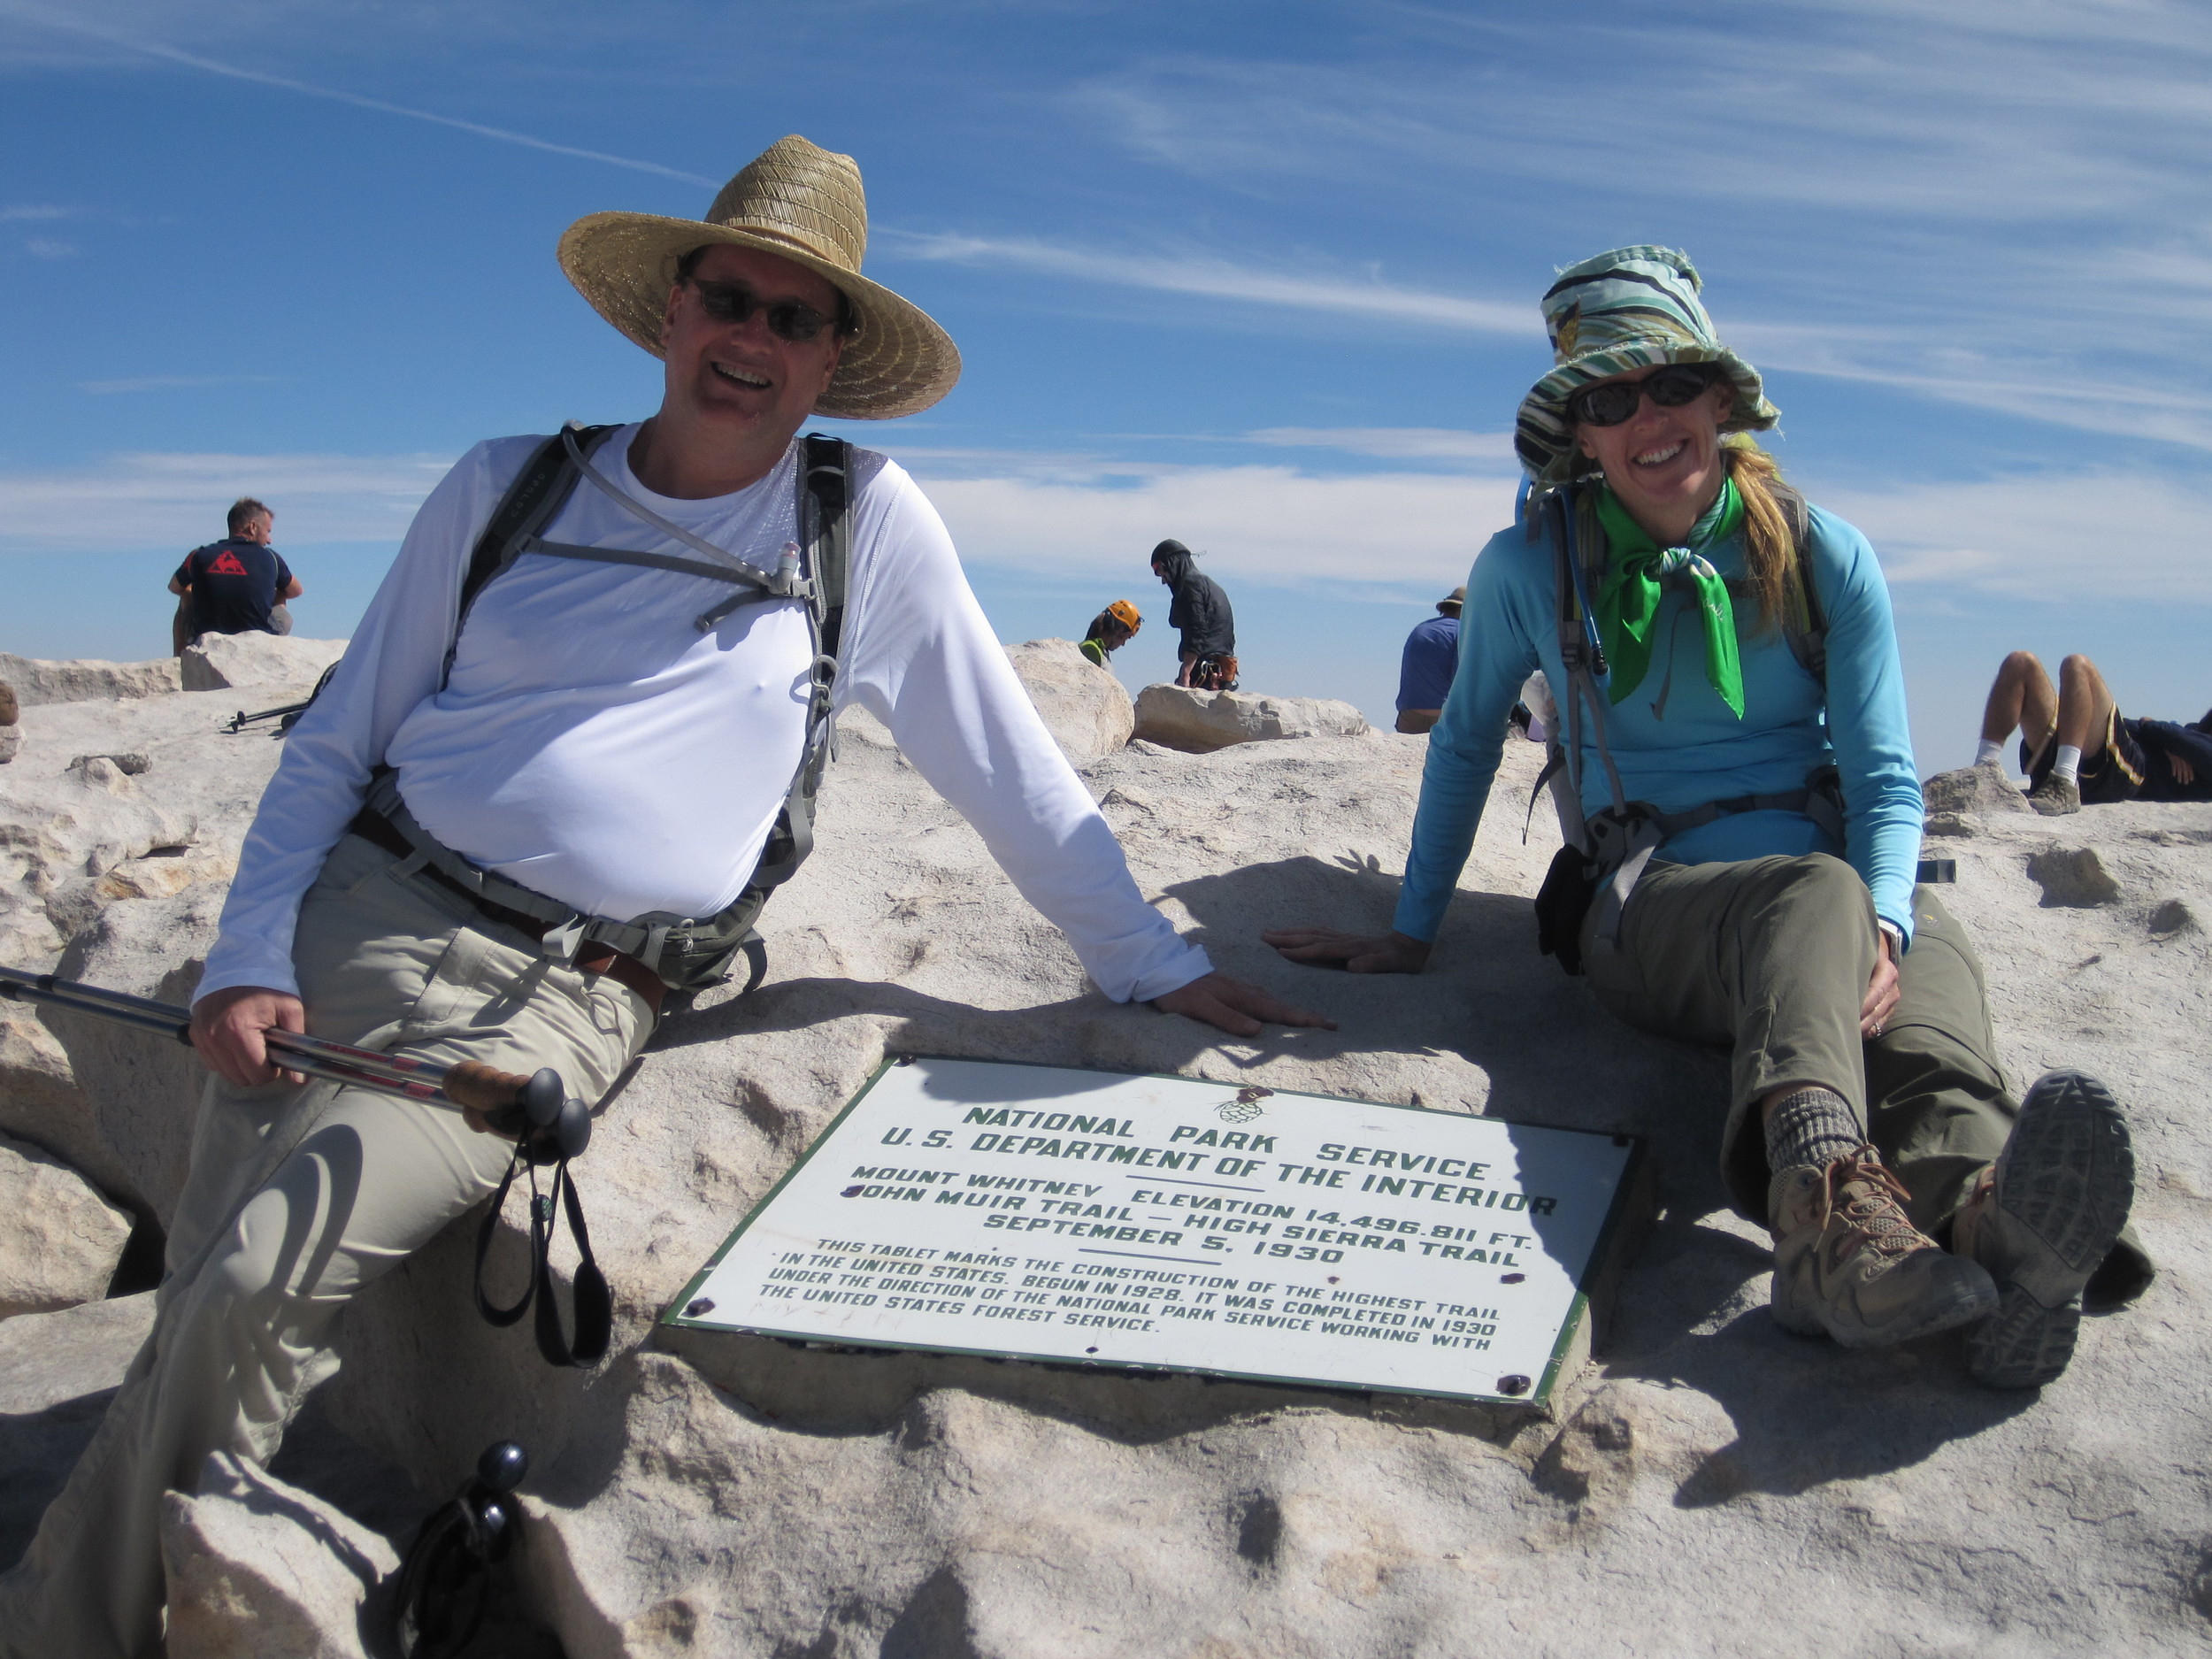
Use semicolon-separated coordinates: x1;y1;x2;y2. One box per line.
445;424;619;685
801;433;852;660
1772;480;1827;687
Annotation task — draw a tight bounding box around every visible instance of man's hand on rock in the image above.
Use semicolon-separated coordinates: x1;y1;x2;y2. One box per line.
1151;972;1338;1039
1261;927;1432;976
190;986;307;1087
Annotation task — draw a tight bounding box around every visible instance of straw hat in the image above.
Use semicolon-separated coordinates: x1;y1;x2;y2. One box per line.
1513;245;1776;486
557;134;961;420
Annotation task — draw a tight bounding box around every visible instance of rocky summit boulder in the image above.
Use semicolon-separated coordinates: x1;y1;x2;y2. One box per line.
0;652;181;709
1924;757;2032;817
1132;683;1370;752
179;632;349;693
1;649;2209;1656
0;1129;133;1318
1000;638;1134;761
160;1454;400;1659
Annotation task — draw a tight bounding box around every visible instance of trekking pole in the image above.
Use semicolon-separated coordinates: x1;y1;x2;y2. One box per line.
0;964;576;1144
221;699;310;734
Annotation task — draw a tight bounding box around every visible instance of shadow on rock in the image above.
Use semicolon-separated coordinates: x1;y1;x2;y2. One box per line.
1618;1299;2034;1504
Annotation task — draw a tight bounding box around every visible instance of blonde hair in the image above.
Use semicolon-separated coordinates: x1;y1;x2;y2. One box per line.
1722;435;1800;633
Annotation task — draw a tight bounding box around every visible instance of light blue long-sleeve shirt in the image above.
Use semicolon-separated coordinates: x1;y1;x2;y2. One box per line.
1393;501;1924;947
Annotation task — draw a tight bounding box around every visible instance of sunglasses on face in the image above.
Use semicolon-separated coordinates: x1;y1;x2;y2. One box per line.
683;277;841;343
1566;363;1724;427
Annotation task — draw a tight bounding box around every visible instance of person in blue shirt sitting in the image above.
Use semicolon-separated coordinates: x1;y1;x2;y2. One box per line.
1394;585;1463;733
1266;246;2147;1388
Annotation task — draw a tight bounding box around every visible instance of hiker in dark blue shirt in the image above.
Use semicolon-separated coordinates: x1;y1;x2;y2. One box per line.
1394;584;1463;733
170;497;302;653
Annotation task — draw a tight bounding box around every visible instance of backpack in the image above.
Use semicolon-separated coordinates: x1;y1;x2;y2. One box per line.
358;423;853;996
1528;480;1839;974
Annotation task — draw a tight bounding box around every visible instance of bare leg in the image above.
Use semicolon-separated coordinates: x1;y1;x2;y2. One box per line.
1980;650;2055;760
2055;654;2117;758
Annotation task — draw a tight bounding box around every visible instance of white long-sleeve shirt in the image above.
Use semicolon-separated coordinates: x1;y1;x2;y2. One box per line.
198;425;1211;1006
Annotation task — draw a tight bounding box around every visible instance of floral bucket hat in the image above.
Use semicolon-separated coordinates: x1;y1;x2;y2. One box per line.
1512;245;1777;486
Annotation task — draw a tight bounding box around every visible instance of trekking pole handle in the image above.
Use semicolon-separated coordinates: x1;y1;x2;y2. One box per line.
448;1064;569;1141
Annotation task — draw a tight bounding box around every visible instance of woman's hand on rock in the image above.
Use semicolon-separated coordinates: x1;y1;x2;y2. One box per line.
189;986;307;1087
1260;927;1432;976
1151;972;1338;1038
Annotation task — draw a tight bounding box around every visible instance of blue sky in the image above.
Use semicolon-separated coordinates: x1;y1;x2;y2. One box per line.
3;0;2208;769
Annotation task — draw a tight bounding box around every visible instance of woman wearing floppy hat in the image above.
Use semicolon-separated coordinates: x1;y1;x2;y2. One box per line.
1268;246;2147;1389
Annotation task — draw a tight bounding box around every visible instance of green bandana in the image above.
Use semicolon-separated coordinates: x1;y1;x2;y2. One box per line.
1592;479;1746;718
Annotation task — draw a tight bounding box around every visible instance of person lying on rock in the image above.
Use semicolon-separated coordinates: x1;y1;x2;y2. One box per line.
1975;649;2212;817
1263;245;2149;1389
1151;538;1239;690
0;134;1327;1659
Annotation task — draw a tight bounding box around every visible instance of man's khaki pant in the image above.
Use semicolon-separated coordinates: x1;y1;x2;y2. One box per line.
0;834;649;1659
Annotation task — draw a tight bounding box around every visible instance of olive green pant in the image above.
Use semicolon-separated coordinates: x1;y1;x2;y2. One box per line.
0;833;650;1659
1584;854;2022;1234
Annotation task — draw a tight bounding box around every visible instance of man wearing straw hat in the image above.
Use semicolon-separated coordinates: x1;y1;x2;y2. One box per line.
0;135;1323;1658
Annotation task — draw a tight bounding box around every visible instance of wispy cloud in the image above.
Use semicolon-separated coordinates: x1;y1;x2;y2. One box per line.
1046;3;2212;457
0;450;451;549
1;204;73;222
911;461;1510;596
895;446;2212;607
889;230;1536;337
1242;426;1517;465
81;374;288;395
22;236;78;258
0;5;718;188
1815;467;2212;604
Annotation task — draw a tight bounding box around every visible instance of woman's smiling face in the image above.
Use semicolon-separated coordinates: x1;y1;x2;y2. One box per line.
1573;365;1735;539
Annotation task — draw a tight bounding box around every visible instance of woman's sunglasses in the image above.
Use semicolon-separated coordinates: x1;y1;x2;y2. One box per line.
1566;363;1724;427
685;277;845;343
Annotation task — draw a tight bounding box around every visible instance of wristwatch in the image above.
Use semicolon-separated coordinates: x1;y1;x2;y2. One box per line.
1878;919;1905;956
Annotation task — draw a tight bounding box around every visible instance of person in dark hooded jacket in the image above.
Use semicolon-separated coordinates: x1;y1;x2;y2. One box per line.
1150;539;1237;689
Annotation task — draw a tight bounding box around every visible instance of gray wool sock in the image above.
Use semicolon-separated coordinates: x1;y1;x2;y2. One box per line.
1764;1086;1863;1173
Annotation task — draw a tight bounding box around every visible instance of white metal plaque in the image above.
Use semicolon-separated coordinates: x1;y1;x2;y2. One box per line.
666;1057;1640;1405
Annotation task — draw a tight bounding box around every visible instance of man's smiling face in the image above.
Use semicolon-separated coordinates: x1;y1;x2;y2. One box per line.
657;242;846;456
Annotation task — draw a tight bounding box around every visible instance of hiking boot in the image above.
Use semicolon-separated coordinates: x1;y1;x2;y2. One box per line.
2027;774;2081;816
1955;1071;2134;1389
1769;1147;1997;1348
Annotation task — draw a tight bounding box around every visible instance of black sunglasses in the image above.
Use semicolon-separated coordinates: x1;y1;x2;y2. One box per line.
1566;363;1724;427
684;277;841;343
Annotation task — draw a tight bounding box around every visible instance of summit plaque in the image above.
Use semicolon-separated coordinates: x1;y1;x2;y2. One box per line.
666;1057;1644;1407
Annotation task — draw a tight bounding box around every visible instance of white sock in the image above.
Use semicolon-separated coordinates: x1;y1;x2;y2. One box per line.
1975;737;2003;766
2053;744;2083;785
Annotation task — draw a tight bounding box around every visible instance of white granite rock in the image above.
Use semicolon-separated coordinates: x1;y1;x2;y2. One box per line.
0;1129;133;1318
1;651;2209;1655
1923;757;2032;817
0;652;183;708
160;1452;399;1659
178;631;348;693
1133;683;1370;752
1002;638;1134;760
0;1292;157;1565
